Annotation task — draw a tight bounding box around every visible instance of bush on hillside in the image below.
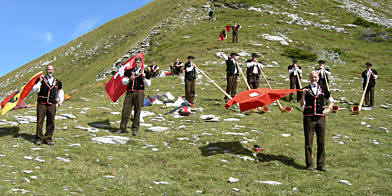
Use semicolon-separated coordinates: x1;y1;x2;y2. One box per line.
282;47;318;61
353;17;380;28
361;28;392;42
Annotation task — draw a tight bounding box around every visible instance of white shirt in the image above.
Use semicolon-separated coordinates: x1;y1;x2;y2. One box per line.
362;69;378;83
318;68;330;78
232;59;238;74
288;66;302;76
185;63;195;72
246;61;263;74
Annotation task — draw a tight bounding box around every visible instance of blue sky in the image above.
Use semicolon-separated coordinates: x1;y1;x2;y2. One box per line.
0;0;152;76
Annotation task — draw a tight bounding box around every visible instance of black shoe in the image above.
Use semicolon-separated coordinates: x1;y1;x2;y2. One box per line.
121;130;129;133
132;130;138;136
305;166;315;171
317;167;327;172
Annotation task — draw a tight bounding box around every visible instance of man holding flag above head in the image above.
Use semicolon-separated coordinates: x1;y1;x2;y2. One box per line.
32;65;63;145
120;56;151;136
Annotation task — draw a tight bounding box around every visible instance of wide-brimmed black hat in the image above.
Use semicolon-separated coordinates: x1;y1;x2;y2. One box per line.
230;52;239;57
365;62;372;66
252;53;258;58
187;56;194;59
318;60;325;64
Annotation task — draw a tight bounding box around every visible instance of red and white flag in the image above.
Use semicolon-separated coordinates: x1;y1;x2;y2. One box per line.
104;52;144;102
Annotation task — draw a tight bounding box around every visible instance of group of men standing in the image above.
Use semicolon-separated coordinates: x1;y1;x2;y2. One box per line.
30;53;379;172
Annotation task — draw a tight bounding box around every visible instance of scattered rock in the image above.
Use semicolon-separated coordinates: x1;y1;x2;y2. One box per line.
281;133;291;137
59;113;76;119
232;188;240;192
228;177;239;183
153;181;169;185
223;132;249;136
147;126;168;132
91;136;130;145
254;181;283;185
224;118;240;122
339;179;352;186
56;157;71;163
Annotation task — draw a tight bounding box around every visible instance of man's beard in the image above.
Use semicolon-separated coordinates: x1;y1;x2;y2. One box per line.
311;81;317;86
47;73;53;77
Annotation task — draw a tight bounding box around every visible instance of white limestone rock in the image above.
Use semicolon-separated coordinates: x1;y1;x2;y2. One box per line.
91;136;130;145
147;126;168;132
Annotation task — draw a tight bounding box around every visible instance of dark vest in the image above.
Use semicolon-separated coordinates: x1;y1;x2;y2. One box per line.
303;85;330;116
226;58;239;76
125;68;145;92
184;62;196;81
317;68;330;87
362;69;377;88
35;76;62;105
246;60;261;77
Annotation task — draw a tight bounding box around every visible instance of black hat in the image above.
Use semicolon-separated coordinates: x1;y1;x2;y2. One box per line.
187;56;194;59
365;62;372;66
252;53;258;58
318;60;325;64
292;58;297;62
230;52;239;57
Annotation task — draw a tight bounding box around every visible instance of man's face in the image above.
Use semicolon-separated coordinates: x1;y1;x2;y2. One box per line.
366;65;371;69
46;65;54;76
176;58;179;63
232;55;237;60
188;59;193;63
319;63;324;67
309;72;319;84
135;60;142;68
152;62;155;66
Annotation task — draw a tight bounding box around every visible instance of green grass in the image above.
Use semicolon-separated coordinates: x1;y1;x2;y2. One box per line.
1;0;392;195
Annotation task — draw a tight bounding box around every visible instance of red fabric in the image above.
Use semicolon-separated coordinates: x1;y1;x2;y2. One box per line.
225;25;231;33
104;52;144;102
218;32;224;41
1;72;43;109
224;88;299;112
1;91;17;109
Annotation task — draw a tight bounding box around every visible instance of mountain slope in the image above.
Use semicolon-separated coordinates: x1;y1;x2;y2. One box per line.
0;0;391;195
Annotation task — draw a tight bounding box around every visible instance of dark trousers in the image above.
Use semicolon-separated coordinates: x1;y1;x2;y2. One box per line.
289;78;302;102
364;86;375;107
185;79;195;104
232;32;238;43
225;75;237;101
247;75;259;89
303;116;326;168
36;103;56;142
120;91;144;132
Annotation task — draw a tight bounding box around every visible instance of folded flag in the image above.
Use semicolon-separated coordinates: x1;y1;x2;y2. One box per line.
225;88;298;112
104;52;144;102
0;71;43;115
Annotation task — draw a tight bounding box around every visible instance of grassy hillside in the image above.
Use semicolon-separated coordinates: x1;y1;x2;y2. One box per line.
0;0;391;195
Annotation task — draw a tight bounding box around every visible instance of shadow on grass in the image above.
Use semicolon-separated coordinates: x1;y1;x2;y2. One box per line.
256;153;304;170
0;126;20;137
199;141;253;157
88;119;118;133
14;133;35;142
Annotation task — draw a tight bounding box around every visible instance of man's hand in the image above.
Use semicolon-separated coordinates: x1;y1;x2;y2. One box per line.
130;75;136;81
58;102;63;107
141;72;146;78
322;108;330;115
39;75;44;82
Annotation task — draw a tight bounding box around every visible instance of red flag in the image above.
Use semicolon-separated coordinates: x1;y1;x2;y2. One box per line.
104;52;144;102
1;71;43;115
218;32;224;41
224;88;298;112
225;25;231;33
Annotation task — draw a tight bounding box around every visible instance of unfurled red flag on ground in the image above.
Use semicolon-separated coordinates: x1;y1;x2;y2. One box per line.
0;71;43;115
104;52;144;102
224;88;299;112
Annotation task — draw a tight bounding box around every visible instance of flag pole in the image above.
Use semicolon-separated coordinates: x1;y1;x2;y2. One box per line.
259;65;289;113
